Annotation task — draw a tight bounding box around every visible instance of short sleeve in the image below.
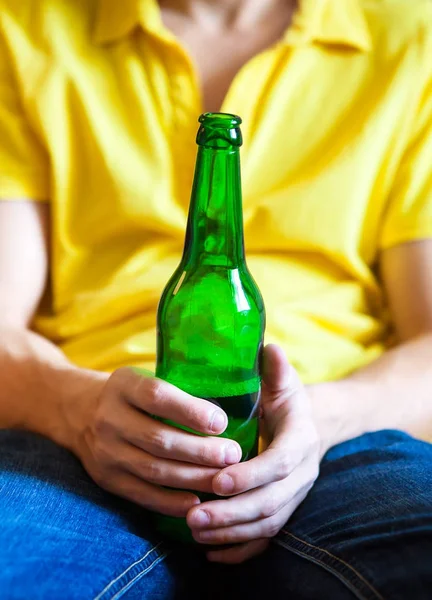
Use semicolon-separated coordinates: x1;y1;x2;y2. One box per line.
0;27;49;200
380;68;432;250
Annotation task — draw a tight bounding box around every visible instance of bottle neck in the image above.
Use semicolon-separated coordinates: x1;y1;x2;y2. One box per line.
182;145;245;269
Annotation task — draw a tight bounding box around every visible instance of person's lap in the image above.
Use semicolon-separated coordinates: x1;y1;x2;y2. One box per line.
0;429;431;600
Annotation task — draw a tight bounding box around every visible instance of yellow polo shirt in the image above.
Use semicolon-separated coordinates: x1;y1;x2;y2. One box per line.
1;0;432;383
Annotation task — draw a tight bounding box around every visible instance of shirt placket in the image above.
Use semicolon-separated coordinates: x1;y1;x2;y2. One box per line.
138;5;202;210
166;46;202;209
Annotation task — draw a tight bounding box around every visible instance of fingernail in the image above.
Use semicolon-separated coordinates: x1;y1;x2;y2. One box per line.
190;509;210;527
210;411;226;433
216;473;234;494
224;444;240;465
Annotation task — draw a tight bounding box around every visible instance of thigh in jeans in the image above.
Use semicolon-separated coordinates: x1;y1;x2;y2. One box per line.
194;430;432;600
0;430;175;600
3;429;431;599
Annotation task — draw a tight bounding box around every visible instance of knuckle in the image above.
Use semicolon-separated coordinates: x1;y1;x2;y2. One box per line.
275;455;293;481
260;496;281;519
91;437;114;468
91;464;118;491
146;378;167;409
265;516;282;539
217;531;230;545
109;367;132;390
149;430;172;454
142;459;164;484
93;409;116;439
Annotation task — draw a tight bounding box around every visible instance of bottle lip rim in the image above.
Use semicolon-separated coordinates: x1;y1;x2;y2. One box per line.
199;112;242;127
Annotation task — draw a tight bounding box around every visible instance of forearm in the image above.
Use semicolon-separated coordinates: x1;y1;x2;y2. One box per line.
309;333;432;455
0;326;108;450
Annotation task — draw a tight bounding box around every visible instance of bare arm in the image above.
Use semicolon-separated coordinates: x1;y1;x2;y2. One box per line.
0;201;106;447
0;201;243;516
310;240;432;455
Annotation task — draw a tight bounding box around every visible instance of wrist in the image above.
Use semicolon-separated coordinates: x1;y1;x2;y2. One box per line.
29;363;109;454
53;366;109;454
0;327;109;452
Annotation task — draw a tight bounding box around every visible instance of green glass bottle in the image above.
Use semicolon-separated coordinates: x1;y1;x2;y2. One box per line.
154;112;265;542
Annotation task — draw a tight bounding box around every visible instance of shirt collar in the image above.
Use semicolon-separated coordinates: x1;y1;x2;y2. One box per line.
286;0;372;52
93;0;161;44
93;0;372;52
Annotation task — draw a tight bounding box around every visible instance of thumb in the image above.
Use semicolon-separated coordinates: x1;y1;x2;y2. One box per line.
262;344;296;394
261;345;309;441
262;344;310;422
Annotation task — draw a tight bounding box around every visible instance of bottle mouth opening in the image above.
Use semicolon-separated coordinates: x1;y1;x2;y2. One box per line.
199;112;242;128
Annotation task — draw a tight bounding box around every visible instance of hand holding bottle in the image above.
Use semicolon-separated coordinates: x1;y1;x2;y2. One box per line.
187;344;320;563
72;368;241;517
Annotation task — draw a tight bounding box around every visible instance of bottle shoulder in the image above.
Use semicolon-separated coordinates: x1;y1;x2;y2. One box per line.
159;264;264;312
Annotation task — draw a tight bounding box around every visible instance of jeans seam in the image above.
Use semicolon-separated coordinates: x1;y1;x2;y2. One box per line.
276;530;385;600
109;553;168;600
93;542;169;600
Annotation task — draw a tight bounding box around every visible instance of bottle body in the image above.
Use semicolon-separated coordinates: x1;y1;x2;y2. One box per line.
156;262;264;453
154;264;264;542
153;113;265;542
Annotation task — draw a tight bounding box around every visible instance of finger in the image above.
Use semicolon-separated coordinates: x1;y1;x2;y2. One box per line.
192;508;289;545
190;482;312;544
212;415;319;496
262;345;308;428
120;404;241;467
194;516;277;544
206;539;269;564
100;471;200;517
119;442;220;493
212;443;300;496
262;344;293;394
188;477;307;529
111;368;228;435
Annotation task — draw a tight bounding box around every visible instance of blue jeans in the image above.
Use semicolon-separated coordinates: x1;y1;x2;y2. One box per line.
1;429;431;599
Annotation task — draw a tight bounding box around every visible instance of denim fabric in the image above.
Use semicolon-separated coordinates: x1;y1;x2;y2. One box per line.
0;429;431;599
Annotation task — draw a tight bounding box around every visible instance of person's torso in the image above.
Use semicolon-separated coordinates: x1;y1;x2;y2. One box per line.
1;0;431;382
